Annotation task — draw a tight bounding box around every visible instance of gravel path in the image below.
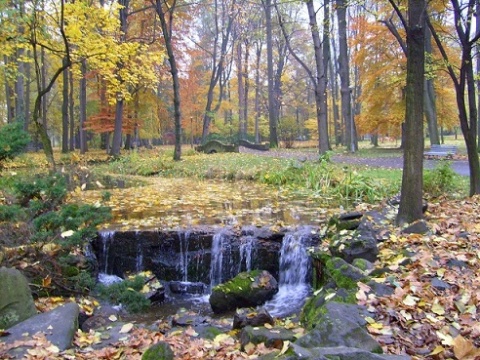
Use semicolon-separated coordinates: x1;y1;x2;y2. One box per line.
239;147;470;176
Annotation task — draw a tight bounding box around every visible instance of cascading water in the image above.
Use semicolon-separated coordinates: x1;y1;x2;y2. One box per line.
239;236;256;272
209;231;226;288
136;232;143;272
99;230;115;273
264;228;312;317
177;230;191;281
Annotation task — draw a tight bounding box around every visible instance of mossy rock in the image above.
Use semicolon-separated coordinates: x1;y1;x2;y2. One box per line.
209;270;278;313
142;341;174;360
0;267;37;329
301;288;357;329
296;302;382;354
325;257;369;290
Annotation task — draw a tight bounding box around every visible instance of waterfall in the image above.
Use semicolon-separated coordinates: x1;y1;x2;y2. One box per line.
177;231;192;281
264;229;312;317
136;232;143;272
209;231;226;288
239;236;256;272
99;230;115;273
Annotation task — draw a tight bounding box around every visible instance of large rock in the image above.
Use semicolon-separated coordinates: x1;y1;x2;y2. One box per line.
240;325;297;349
142;341;174;360
296;301;382;354
329;230;379;264
209;270;278;313
289;345;410;360
1;302;79;357
233;308;274;330
0;267;37;329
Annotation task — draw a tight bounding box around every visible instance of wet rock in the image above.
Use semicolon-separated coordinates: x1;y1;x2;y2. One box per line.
169;281;206;295
233;308;274;330
431;278;451;291
209;270;278;313
81;304;121;332
401;220;429;235
329;212;363;231
240;325;296;349
171;309;209;327
142;341;174;360
329;230;379;264
366;280;395;297
2;302;79;358
288;344;410;360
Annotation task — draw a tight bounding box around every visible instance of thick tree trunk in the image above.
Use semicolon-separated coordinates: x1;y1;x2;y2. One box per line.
110;98;124;156
265;0;278;148
397;0;425;225
336;0;357;152
306;0;329;154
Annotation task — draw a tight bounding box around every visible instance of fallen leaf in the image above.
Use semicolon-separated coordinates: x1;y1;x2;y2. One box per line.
119;323;134;334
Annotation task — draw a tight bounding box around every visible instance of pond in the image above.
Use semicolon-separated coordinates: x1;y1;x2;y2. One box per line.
73;177;338;230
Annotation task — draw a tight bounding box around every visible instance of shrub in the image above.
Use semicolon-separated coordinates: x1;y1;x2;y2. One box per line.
0;122;30;167
423;160;456;197
96;276;150;313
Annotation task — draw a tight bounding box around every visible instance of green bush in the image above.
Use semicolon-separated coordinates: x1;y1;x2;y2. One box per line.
0;122;30;167
96;276;150;313
423;160;456;197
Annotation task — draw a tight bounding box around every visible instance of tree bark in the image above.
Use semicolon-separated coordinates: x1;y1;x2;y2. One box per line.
155;0;182;161
306;0;329;154
336;0;357;152
254;42;262;143
397;0;425;225
265;0;278;148
79;59;87;153
62;57;69;153
424;25;440;145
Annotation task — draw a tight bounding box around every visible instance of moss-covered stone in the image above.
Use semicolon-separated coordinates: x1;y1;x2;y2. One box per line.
209;270;278;313
142;341;174;360
325;257;369;290
0;267;37;329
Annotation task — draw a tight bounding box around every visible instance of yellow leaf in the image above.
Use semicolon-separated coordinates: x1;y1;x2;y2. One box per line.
402;295;417;306
119;323;134;333
277;340;289;356
453;335;480;359
429;345;444;356
431;302;445;316
108;315;117;322
264;323;273;329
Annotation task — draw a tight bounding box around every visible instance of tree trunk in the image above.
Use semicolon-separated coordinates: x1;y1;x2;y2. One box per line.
424;25;440;145
4;56;15;123
79;59;88;153
24;51;31;132
110;97;124;156
15;47;26;125
265;0;278;148
254;43;262;143
336;0;357;152
397;0;425;225
323;0;331;149
236;41;246;139
306;0;329;154
69;68;75;151
155;0;182;161
62;58;69;153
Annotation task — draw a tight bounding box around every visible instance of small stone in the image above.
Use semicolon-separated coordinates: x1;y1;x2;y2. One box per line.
431;278;451;291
